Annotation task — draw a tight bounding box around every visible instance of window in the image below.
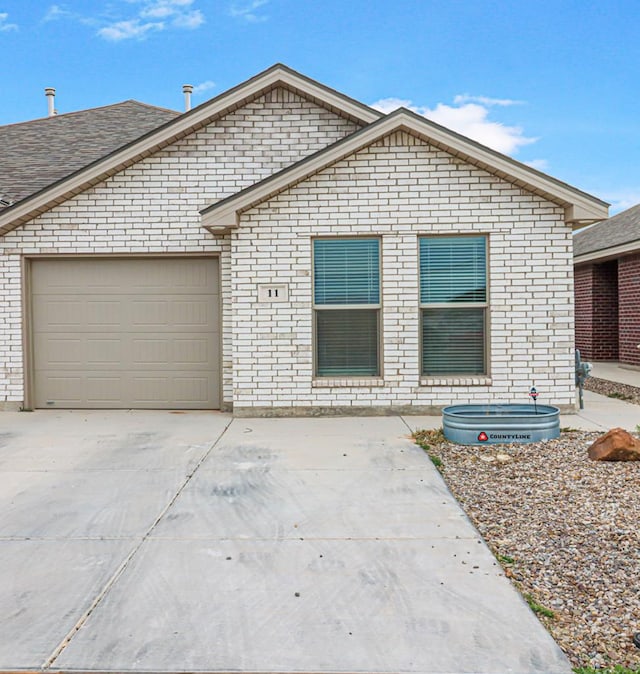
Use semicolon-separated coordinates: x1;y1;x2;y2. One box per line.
313;238;380;377
419;236;487;376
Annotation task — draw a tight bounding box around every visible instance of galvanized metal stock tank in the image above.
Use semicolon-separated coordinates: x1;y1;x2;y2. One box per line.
442;404;561;445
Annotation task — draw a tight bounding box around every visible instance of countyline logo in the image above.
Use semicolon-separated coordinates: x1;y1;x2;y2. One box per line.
477;432;531;441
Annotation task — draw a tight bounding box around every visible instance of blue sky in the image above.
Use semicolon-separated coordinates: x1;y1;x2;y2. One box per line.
0;0;638;213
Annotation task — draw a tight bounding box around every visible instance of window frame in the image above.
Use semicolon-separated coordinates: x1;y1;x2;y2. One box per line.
312;236;383;379
418;234;489;378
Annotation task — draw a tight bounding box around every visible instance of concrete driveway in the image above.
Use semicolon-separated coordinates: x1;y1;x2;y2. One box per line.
0;411;570;673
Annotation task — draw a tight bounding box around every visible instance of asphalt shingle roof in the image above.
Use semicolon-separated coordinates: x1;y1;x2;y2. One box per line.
574;203;640;258
0;100;180;208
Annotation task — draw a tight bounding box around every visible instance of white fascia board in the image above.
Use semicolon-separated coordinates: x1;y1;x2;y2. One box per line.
201;110;609;230
0;66;380;236
565;203;609;228
574;239;640;265
203;208;238;234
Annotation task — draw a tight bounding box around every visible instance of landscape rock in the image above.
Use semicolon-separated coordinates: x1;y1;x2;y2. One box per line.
431;430;640;668
587;428;640;461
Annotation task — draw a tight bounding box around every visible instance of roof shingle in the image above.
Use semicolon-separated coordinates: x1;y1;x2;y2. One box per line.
0;100;179;208
574;203;640;258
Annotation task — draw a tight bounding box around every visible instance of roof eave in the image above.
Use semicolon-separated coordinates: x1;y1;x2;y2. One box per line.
0;64;381;237
574;239;640;265
200;109;609;231
203;209;238;235
565;203;609;229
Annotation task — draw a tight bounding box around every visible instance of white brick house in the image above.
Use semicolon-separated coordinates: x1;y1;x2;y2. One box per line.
0;65;607;414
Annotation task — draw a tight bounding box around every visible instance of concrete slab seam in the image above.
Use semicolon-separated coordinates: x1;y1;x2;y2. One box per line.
40;417;235;671
398;415;418;435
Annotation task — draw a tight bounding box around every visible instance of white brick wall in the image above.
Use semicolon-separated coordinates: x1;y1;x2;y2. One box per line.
232;131;576;412
0;100;577;413
0;88;361;408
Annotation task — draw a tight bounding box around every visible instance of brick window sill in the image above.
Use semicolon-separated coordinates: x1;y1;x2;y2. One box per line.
312;377;385;388
420;377;492;387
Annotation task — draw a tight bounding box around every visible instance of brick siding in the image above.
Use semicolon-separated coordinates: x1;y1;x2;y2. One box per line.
618;253;640;366
574;260;618;361
574;264;594;358
232;131;575;412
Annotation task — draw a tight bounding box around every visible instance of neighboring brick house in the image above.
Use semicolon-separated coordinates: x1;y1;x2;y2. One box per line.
574;203;640;368
0;64;607;414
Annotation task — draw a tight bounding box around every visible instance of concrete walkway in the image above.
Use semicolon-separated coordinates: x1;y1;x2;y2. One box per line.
0;410;571;673
590;360;640;387
569;362;640;431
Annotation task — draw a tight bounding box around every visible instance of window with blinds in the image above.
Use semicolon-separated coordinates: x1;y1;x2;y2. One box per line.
313;238;380;377
419;236;487;375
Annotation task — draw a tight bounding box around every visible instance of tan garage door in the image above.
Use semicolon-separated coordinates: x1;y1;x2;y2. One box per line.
31;258;220;409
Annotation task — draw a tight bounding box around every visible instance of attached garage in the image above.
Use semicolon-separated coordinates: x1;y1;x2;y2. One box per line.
28;257;220;409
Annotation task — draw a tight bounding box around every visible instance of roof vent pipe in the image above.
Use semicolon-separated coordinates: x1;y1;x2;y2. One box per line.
182;84;193;112
45;87;56;117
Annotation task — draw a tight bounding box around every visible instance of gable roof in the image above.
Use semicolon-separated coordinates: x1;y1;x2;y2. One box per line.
0;64;381;236
574;202;640;263
0;100;179;208
200;107;609;233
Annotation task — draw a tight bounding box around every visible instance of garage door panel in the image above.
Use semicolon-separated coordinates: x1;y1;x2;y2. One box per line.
169;300;213;327
37;375;85;407
31;258;220;409
171;377;211;404
33;261;124;293
129;374;215;406
130;300;170;327
124;260;216;294
33;296;125;330
33;299;86;328
86;339;123;365
131;339;171;365
36;338;85;367
33;335;123;367
130;377;170;404
172;338;209;365
129;299;215;328
85;301;122;326
85;377;123;403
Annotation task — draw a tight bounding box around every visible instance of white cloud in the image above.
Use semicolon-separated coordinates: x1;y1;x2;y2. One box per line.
230;0;269;23
0;12;18;31
172;9;204;28
603;190;640;214
370;97;412;115
91;0;205;41
371;95;537;156
524;159;549;171
454;94;523;107
98;18;163;40
42;4;99;26
139;0;194;19
140;5;176;18
192;80;216;95
43;5;68;21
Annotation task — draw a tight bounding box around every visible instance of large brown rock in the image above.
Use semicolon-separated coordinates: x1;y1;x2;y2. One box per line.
587;428;640;461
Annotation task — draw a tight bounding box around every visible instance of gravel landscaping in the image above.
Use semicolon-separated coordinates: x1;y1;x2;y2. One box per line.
414;427;640;671
584;377;640;406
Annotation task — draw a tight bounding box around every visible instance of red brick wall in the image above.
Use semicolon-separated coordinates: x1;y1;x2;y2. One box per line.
574;264;594;358
618;253;640;367
574;261;618;360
